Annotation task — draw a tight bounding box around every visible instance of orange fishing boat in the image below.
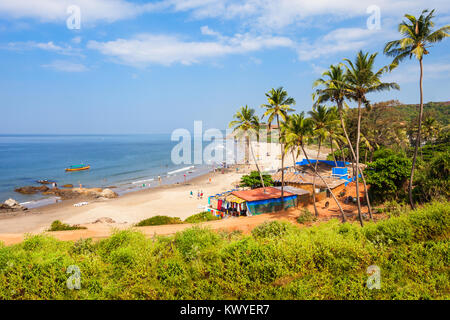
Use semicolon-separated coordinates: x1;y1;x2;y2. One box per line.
65;164;90;172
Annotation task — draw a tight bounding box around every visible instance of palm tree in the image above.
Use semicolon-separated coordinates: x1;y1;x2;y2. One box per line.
229;106;266;190
308;105;339;217
284;112;347;222
343;51;400;226
384;9;449;209
261;87;296;206
313;64;374;220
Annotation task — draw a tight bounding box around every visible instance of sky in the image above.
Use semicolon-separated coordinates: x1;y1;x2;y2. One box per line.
0;0;449;134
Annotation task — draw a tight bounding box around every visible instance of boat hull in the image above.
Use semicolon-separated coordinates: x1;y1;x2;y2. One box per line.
65;166;90;172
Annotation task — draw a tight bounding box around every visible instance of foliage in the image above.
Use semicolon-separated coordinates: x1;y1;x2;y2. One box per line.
240;171;274;188
296;208;317;224
0;201;448;299
184;211;220;224
135;216;183;227
365;154;412;203
413;150;450;203
48;220;87;232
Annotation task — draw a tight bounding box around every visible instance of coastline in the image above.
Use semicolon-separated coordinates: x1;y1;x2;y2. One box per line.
0;141;329;235
0;165;245;234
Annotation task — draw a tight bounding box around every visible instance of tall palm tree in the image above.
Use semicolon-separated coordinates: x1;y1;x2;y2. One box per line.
308;105;337;217
261;87;296;206
284;112;347;222
313;64;374;220
343;51;400;226
229;106;266;190
384;9;449;209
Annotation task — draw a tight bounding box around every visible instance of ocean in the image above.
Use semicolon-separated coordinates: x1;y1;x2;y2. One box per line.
0;134;238;208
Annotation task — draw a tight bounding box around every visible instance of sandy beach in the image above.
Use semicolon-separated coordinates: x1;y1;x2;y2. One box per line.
0;142;329;237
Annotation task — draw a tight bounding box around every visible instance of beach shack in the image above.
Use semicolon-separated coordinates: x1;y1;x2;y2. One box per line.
207;190;248;218
273;186;310;207
231;187;297;216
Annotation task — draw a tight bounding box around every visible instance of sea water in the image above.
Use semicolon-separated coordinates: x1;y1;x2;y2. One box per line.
0;134;240;207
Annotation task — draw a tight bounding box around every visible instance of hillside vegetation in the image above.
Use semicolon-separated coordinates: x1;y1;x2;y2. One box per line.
0;201;448;300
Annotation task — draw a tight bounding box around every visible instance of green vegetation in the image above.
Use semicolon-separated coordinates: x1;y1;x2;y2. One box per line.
135;216;183;227
365;154;412;203
240;171;274;188
296;208;317;224
184;211;220;224
48;220;87;232
0;201;448;299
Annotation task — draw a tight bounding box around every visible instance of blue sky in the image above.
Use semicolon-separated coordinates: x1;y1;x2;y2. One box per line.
0;0;449;134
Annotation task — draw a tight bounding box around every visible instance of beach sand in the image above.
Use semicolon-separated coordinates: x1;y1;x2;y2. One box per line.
0;142;330;240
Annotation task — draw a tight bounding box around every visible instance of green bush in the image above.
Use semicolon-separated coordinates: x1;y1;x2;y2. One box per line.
0;201;448;300
365;154;412;203
135;216;183;227
184;211;220;223
48;220;87;232
296;208;316;224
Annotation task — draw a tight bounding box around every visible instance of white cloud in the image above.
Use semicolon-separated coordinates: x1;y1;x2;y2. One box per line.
41;60;88;72
161;0;450;30
296;27;397;61
87;31;293;67
0;0;163;24
4;41;81;56
72;36;82;44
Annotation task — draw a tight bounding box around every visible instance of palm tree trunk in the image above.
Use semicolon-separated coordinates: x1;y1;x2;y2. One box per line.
277;115;285;209
330;136;338;167
301;144;346;222
355;99;364;227
409;59;424;210
245;136;250;165
312;139;321;217
338;104;373;220
249;135;265;191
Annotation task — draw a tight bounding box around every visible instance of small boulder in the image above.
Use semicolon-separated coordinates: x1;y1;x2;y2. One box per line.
4;198;26;211
93;217;116;224
100;189;118;199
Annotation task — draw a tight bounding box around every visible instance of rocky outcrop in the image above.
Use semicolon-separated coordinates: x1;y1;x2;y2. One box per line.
14;185;49;194
100;189;118;199
0;198;27;212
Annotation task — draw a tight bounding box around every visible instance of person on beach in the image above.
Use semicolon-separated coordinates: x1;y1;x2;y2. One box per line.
200;191;203;199
190;191;193;198
197;191;200;199
158;176;161;185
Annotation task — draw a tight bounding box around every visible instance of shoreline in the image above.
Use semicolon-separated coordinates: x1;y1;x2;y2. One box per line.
0;165;246;234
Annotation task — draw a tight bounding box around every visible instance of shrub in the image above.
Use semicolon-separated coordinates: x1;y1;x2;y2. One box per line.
413;150;450;203
184;211;220;223
48;220;87;231
135;216;183;227
296;208;316;224
365;154;411;203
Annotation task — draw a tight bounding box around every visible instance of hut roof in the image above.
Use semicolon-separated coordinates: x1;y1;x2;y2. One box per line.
231;187;295;202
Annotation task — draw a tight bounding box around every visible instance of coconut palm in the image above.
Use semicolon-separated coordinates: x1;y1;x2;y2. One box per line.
261;87;296;206
343;51;400;226
284;112;347;222
307;105;337;217
229;106;266;190
384;9;449;209
313;64;374;220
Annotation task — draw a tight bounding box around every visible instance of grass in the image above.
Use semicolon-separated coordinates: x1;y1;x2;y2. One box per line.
0;201;448;299
48;220;87;232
